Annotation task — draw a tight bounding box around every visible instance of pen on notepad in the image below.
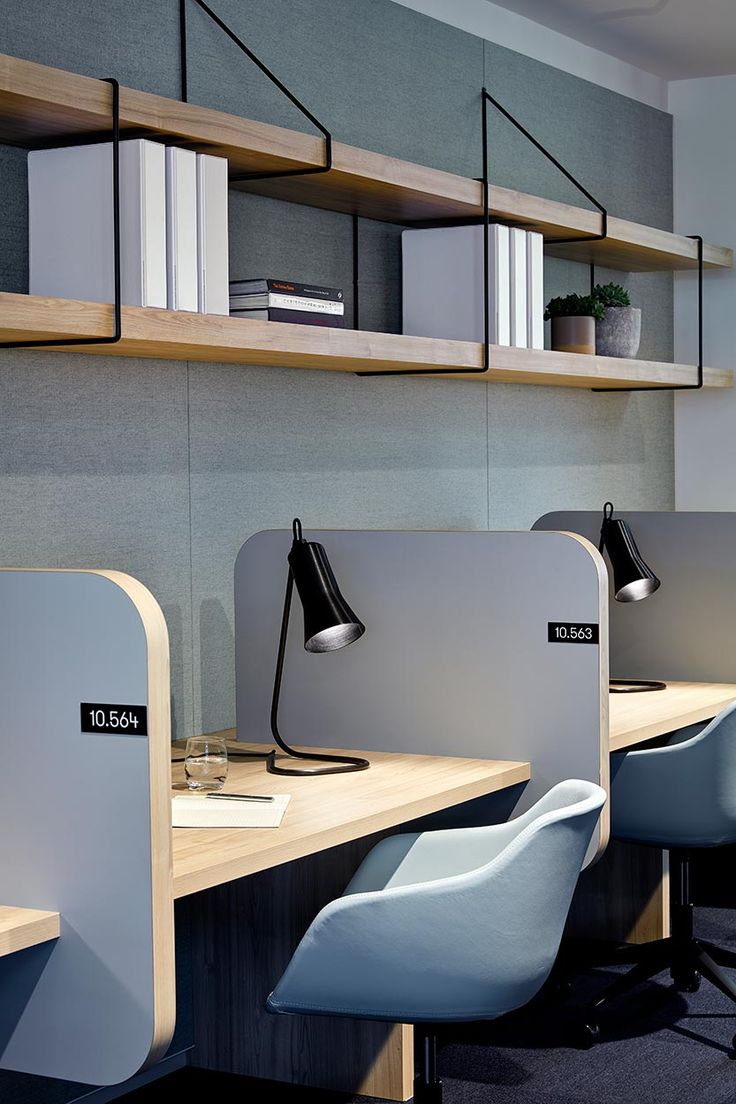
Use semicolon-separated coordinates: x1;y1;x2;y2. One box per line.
206;793;276;803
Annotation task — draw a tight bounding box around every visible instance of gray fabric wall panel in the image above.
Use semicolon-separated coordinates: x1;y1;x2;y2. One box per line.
185;0;483;178
0;0;675;764
0;352;193;741
188;362;488;735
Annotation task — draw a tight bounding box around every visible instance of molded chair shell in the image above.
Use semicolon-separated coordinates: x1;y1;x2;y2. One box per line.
267;779;605;1024
611;701;736;848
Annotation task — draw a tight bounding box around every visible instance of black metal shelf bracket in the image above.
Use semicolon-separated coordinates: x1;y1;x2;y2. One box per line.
1;77;122;351
179;0;332;182
592;234;704;393
356;85;607;378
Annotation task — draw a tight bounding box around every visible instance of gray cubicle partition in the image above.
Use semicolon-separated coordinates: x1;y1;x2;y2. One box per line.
0;570;174;1086
235;529;608;857
534;511;736;683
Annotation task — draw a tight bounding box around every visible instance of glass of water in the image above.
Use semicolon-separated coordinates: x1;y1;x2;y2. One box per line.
185;735;228;792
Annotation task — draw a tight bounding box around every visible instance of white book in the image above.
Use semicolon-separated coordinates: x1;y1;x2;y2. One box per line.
166;147;198;312
29;139;166;307
196;153;229;315
526;231;544;350
509;227;528;348
401;224;510;345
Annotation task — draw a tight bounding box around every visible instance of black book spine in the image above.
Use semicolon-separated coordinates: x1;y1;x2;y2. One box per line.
229;279;344;302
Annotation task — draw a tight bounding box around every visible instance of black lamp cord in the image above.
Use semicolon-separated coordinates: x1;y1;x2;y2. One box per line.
266;521;370;776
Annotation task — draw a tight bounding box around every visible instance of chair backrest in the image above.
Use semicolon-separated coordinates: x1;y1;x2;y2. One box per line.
611;700;736;847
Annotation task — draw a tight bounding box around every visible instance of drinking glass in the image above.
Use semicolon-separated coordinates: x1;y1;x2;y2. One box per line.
185;735;228;792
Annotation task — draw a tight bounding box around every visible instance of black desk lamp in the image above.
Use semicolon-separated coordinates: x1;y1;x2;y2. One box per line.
599;501;665;694
267;518;370;776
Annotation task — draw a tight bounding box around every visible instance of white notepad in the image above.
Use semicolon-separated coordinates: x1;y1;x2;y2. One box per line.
172;794;291;828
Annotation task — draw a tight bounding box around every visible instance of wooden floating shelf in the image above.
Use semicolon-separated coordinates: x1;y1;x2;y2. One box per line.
0;905;60;957
0;53;731;273
1;294;730;390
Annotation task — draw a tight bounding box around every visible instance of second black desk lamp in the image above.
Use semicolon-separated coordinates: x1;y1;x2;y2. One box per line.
267;518;370;776
598;501;665;694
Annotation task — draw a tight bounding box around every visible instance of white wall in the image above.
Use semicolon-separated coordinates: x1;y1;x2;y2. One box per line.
671;76;736;509
390;0;668;108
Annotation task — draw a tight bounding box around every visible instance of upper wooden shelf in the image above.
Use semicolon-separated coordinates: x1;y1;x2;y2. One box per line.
0;53;731;274
1;293;731;390
0;905;60;957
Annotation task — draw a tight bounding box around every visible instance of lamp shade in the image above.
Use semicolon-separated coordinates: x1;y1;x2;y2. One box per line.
601;514;661;603
288;535;365;653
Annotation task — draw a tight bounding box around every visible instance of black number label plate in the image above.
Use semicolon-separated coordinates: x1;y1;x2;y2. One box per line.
548;622;599;645
81;703;148;735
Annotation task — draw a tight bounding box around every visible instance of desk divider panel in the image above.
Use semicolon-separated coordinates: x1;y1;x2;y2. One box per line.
534;511;736;684
235;529;609;858
0;570;174;1086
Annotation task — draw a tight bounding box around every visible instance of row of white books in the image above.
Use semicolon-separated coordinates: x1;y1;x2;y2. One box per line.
28;139;229;315
401;224;544;349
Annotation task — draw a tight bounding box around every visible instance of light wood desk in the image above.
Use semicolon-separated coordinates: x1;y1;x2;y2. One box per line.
172;746;529;899
0;906;60;958
572;681;736;946
173;741;530;1102
610;681;736;752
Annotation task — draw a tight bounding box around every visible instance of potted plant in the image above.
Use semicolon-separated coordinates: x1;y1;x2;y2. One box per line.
592;283;641;358
544;293;604;355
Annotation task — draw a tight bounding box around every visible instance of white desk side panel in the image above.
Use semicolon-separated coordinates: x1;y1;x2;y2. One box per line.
0;571;173;1085
535;510;736;683
235;530;608;856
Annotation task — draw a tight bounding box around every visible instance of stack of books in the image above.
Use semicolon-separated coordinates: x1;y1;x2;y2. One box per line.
401;224;544;350
229;279;345;328
28;139;229;314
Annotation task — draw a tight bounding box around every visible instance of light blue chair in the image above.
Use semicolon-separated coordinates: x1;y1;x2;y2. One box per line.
580;701;736;1049
268;779;605;1103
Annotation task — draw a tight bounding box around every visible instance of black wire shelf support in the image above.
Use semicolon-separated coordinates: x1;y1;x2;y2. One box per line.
179;0;332;183
0;77;122;351
356;85;608;378
592;234;704;393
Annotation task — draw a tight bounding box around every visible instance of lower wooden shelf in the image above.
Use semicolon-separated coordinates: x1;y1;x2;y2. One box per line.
0;905;60;956
0;293;731;390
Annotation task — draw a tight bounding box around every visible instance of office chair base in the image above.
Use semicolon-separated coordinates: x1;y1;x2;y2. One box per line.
575;851;736;1048
414;1026;443;1103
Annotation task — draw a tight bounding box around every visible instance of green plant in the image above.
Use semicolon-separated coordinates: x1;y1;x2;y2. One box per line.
544;293;605;322
592;282;631;308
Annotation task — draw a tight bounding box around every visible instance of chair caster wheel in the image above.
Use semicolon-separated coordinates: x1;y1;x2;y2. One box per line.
572;1020;600;1049
672;971;700;993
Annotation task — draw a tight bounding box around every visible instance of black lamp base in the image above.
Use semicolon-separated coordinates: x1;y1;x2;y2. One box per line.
610;678;667;694
266;749;370;776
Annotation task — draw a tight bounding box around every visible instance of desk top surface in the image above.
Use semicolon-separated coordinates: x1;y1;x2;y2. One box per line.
609;681;736;752
171;745;530;898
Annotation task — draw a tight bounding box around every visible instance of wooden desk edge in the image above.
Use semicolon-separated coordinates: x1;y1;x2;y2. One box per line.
0;906;61;957
172;758;531;898
610;691;736;752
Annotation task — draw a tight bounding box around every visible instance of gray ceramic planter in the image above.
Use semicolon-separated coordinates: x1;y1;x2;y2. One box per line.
551;315;596;355
596;306;641;359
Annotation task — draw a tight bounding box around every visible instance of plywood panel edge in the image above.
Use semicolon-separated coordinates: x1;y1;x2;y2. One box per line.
95;571;176;1069
557;532;610;859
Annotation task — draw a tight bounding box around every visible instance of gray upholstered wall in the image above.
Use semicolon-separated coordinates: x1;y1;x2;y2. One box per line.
1;0;674;748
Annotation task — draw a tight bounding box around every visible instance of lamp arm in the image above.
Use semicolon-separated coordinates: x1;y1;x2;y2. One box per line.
269;568;370;776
